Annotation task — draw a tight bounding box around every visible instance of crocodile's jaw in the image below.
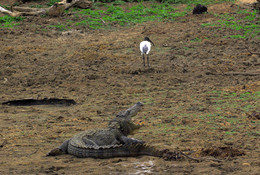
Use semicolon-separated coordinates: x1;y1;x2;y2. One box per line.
121;102;143;119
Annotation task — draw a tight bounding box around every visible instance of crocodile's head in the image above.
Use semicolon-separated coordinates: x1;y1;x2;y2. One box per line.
109;102;143;136
117;102;143;119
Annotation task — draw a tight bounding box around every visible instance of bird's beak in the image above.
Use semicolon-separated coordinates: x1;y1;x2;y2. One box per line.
149;39;155;46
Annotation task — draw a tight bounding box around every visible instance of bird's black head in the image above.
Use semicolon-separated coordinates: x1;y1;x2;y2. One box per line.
144;37;155;46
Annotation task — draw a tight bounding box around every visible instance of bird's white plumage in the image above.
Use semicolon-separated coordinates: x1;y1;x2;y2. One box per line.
140;41;151;55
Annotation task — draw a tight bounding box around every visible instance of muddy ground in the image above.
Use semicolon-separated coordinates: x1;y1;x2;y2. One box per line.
0;1;260;174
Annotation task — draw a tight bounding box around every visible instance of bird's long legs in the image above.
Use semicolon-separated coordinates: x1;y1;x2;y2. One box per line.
147;55;150;67
142;54;151;67
142;54;145;66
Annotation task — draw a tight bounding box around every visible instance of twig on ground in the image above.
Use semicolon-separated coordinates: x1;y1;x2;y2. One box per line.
180;152;200;162
200;157;224;162
180;152;224;162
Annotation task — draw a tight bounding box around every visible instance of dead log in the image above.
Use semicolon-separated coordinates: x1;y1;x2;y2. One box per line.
0;0;92;17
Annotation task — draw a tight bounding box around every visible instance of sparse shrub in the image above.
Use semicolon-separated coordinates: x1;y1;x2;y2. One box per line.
0;15;24;28
201;9;260;39
46;0;61;6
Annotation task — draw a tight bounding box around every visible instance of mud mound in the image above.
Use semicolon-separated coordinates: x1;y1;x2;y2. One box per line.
198;146;245;158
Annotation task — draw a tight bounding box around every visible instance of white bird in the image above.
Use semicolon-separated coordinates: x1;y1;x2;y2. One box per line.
140;37;155;67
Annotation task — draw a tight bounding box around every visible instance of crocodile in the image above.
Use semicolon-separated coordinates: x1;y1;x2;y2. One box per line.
47;102;181;160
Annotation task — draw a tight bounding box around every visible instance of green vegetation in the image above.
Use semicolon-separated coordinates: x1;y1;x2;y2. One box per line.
46;0;61;7
112;0;126;5
48;24;71;31
1;0;257;37
0;15;24;28
74;3;186;29
206;90;260;112
1;0;239;30
190;37;202;42
0;4;10;10
70;0;236;30
92;0;235;5
201;9;260;39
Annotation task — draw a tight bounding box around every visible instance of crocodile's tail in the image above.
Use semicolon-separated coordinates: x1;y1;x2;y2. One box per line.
67;143;182;160
136;144;183;161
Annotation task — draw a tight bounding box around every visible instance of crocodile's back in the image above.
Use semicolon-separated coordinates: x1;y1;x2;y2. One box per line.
67;129;145;158
70;128;121;148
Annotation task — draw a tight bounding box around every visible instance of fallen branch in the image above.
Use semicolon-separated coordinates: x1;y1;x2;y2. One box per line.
179;152;200;162
198;157;223;162
0;0;92;17
0;6;20;17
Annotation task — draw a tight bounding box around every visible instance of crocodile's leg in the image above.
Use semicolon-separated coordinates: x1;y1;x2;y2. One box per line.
47;139;70;156
83;138;99;147
120;136;145;144
59;139;70;153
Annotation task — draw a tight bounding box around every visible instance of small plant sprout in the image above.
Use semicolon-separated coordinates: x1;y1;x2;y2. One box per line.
140;36;155;67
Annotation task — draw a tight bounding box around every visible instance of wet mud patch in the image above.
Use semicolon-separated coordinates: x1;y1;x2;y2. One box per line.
123;67;168;75
2;98;76;106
